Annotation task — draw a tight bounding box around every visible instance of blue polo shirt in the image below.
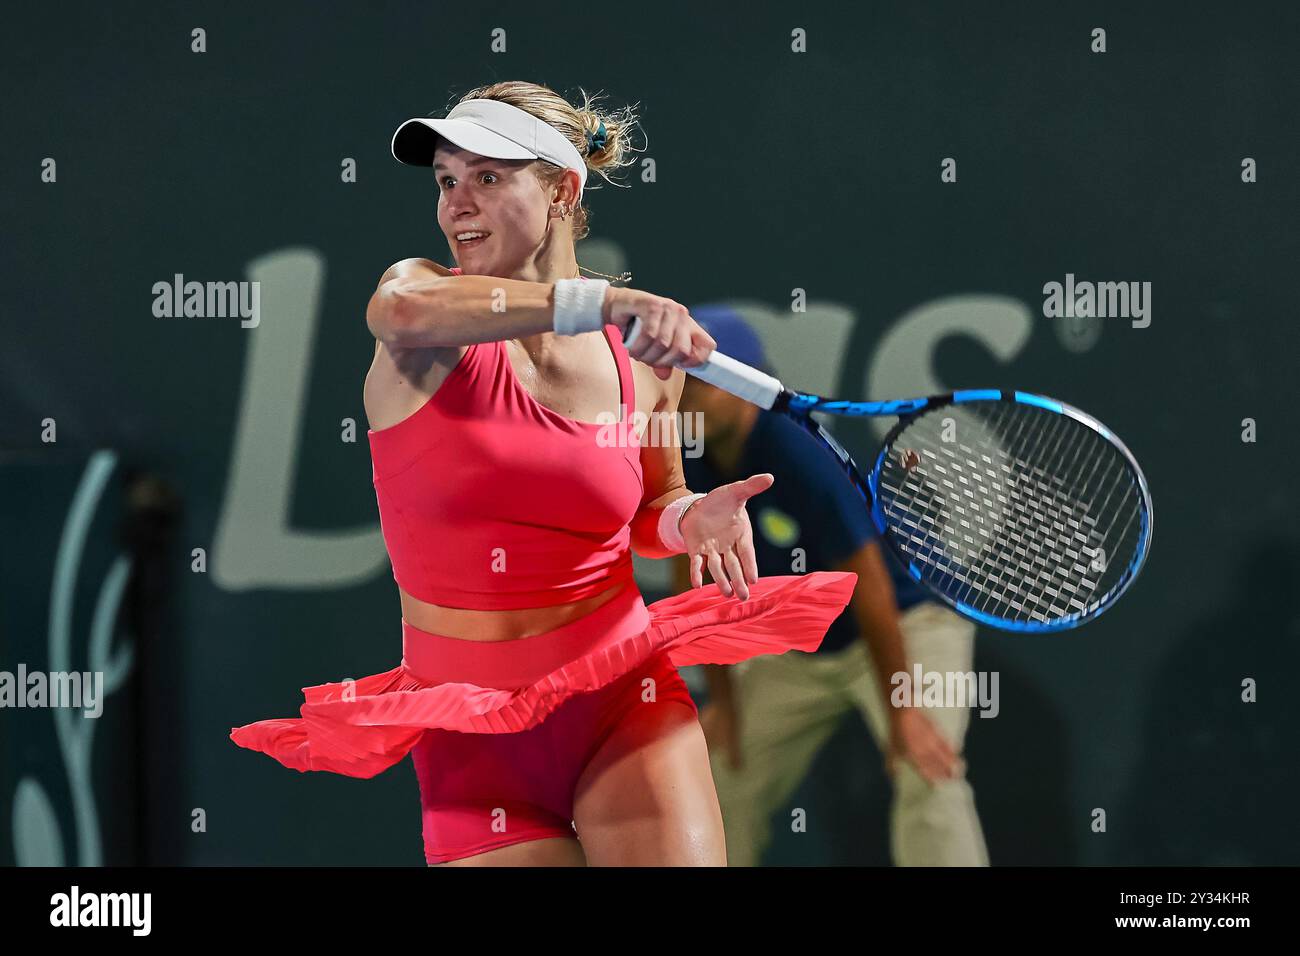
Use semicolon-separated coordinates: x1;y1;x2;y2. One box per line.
681;409;929;655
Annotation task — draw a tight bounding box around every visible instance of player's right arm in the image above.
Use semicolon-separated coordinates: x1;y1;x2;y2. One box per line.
365;259;713;372
365;258;565;350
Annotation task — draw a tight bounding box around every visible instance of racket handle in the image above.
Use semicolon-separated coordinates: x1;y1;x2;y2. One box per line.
621;315;784;410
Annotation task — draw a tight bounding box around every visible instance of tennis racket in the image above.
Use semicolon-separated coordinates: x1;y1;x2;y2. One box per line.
623;317;1153;632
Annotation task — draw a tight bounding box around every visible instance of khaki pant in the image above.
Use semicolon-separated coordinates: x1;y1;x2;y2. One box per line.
709;601;990;866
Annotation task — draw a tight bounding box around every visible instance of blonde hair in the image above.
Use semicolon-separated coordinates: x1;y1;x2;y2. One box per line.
448;80;643;243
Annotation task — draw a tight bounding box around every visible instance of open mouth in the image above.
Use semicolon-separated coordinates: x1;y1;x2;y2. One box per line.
456;232;491;250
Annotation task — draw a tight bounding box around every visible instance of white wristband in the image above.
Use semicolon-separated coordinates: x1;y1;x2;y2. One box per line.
659;492;707;553
552;278;610;335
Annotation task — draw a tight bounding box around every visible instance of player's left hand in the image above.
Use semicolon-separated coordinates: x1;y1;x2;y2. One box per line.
679;473;773;600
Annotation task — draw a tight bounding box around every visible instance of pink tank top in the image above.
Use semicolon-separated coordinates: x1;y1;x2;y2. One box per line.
367;269;643;610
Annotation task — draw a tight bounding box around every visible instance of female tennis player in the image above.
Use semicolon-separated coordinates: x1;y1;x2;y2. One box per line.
229;81;857;866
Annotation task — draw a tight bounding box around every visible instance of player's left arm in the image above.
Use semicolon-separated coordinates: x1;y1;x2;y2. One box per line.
629;366;698;557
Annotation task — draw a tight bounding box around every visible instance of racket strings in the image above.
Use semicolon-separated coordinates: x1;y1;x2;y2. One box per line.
937;420;1136;622
878;401;1145;626
986;401;1116;611
893;457;1096;622
904;402;1078;606
931;429;1115;621
906;430;1096;619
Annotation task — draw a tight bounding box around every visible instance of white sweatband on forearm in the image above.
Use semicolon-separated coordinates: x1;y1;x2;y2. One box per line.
658;492;707;553
552;277;610;335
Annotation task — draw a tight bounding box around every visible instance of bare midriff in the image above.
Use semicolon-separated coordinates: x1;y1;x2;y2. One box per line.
398;578;632;641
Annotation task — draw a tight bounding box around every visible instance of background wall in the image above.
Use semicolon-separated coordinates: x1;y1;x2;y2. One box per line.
2;0;1296;865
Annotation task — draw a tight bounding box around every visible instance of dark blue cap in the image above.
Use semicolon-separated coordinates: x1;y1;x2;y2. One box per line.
689;304;773;375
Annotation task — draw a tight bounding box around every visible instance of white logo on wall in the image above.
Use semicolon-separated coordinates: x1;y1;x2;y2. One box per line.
12;452;135;867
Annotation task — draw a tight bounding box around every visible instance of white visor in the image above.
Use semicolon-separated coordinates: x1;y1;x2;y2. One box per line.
391;98;588;199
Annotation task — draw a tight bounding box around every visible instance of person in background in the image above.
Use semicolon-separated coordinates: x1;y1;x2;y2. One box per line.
670;306;990;866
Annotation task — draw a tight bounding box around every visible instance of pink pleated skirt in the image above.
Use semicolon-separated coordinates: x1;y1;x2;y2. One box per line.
229;571;857;780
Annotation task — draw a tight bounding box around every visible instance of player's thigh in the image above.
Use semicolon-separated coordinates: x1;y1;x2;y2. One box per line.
572;695;724;866
434;836;587;867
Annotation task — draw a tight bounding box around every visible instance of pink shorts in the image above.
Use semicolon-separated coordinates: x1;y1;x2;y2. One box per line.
229;571;859;864
410;648;695;864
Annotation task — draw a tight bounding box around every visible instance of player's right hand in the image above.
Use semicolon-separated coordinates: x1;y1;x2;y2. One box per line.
603;286;716;379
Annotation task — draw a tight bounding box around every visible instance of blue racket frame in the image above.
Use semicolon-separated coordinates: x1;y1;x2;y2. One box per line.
775;388;1154;633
